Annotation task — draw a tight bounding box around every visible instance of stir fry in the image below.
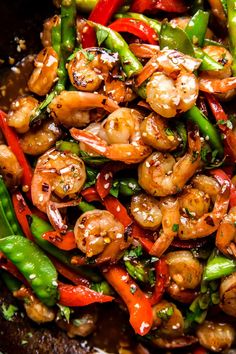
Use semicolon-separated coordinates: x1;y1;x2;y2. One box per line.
1;0;236;352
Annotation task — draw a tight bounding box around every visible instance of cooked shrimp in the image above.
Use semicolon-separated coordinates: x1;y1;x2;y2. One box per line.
71;108;152;164
49;90;119;128
196;321;235;352
31;148;86;214
13;286;55;324
129;43;160;58
199;75;236;93
165;251;203;290
57;310;97;338
149;197;180;257
179;187;211;219
178;180;230;239
140;113;180;152
216;207;236;257
68;48;118;92
130;193;162;231
41;15;60;47
220;272;236;317
208;0;227;26
7;96;39;133
152;300;184;337
104;70;136;104
136;49;201;118
202;46;233;78
146;71;199;118
0;144;23;188
20;120;61;156
74;210;131;262
138;130;201;197
28;47;58;96
192;174;221;203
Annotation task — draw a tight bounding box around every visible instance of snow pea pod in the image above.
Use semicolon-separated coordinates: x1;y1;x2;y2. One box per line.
185;10;209;47
0;178;23;238
0;235;58;306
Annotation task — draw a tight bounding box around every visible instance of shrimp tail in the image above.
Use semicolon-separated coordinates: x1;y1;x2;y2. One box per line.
70;128;107;154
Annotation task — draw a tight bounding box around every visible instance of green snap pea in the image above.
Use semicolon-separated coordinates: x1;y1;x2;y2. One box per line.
56;140;80;155
90;21;143;78
119;178;141;196
78;201;96;213
0;178;23;238
0;236;58;306
185;10;209;47
184;106;224;158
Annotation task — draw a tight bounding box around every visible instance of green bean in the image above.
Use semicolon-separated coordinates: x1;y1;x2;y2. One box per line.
61;0;77;54
0;236;58;306
78;201;96;213
76;0;97;12
119;178;141;196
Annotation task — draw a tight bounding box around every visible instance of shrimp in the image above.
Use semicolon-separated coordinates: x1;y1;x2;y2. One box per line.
152;300;184;337
7;96;39;133
199;75;236;94
0;144;23;188
104;68;136;104
20;120;61;156
70;108;152;164
192;174;221;203
74;210;131;263
196;321;235;352
68;48;119;92
202;46;233;79
140;113;180;152
28;47;58;96
146;71;199;118
179;187;211;219
136;49;201;118
138;129;201;197
14;286;55;324
165;251;203;290
31;148;86;214
130;193;162;231
178;180;230;239
49;90;119;128
149;197;180;257
41;15;60;47
220;272;236;317
57;310;97;338
129;43;160;58
216;207;236;257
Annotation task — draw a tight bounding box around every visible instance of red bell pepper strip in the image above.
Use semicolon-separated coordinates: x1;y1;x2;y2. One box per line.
89;0;125;26
76;18;97;48
42;230;77;251
81;187;101;203
130;0;187;13
149;258;169;306
171;238;208;249
193;347;208;354
205;93;236;161
210;168;236;208
205;93;228;131
12;191;34;241
131;224;154;252
103;265;153;336
95;162;125;199
50;257;90;287
103;195;132;228
108;18;158;45
0;111;33;200
58;282;114;306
